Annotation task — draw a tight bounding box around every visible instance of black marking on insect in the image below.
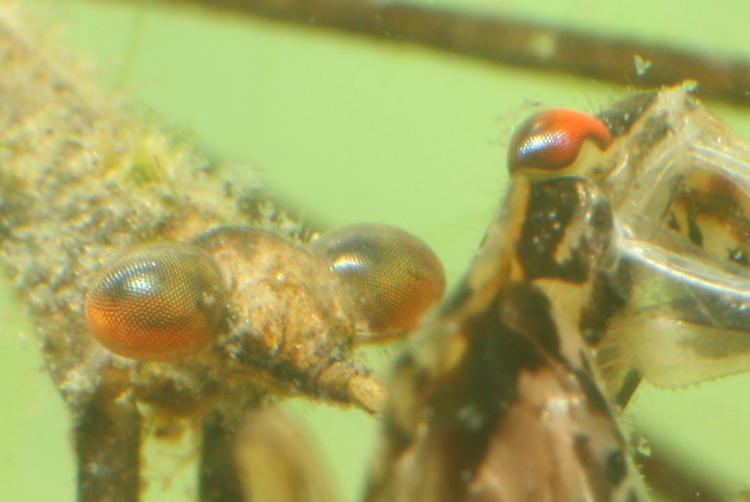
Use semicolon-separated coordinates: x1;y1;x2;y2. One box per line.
365;100;649;501
517;178;590;282
597;91;657;138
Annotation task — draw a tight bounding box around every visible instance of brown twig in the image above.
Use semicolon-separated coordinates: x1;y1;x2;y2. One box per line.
141;0;750;106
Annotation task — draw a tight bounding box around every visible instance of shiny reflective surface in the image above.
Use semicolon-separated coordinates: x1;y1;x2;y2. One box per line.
508;108;612;173
311;223;445;341
85;242;227;361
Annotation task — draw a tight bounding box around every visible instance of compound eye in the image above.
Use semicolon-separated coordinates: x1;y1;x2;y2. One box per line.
311;223;445;342
507;108;612;174
85;242;227;361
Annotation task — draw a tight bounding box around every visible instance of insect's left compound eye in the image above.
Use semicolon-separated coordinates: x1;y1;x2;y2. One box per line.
311;223;445;342
508;108;612;173
84;242;227;361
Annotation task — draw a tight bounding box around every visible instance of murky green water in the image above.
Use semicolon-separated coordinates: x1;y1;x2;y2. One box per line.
4;1;750;500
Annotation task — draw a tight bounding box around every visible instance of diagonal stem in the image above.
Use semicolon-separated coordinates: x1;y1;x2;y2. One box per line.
115;0;750;106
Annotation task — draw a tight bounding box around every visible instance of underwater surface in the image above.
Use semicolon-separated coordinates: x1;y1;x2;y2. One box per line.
3;0;750;500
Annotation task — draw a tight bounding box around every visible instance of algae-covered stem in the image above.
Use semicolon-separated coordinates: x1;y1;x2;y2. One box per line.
0;6;385;501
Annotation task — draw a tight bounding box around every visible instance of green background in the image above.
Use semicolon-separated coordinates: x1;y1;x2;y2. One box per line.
3;0;750;500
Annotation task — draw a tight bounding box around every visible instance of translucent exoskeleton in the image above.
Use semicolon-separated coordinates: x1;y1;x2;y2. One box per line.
593;86;750;403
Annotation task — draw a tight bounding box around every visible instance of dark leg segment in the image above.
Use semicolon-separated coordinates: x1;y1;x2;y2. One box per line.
74;384;141;502
200;414;245;502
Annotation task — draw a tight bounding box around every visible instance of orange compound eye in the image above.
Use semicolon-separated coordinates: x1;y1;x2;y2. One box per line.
507;108;612;174
84;242;227;361
310;223;445;342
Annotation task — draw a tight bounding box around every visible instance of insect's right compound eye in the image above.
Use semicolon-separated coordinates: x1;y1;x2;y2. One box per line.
508;108;612;174
310;223;445;342
84;242;227;361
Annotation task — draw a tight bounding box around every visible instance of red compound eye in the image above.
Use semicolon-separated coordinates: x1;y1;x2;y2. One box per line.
507;108;612;173
310;223;445;342
84;242;227;361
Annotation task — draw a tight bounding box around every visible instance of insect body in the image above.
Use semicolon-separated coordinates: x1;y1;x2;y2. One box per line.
365;104;648;501
366;84;750;501
0;13;449;497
